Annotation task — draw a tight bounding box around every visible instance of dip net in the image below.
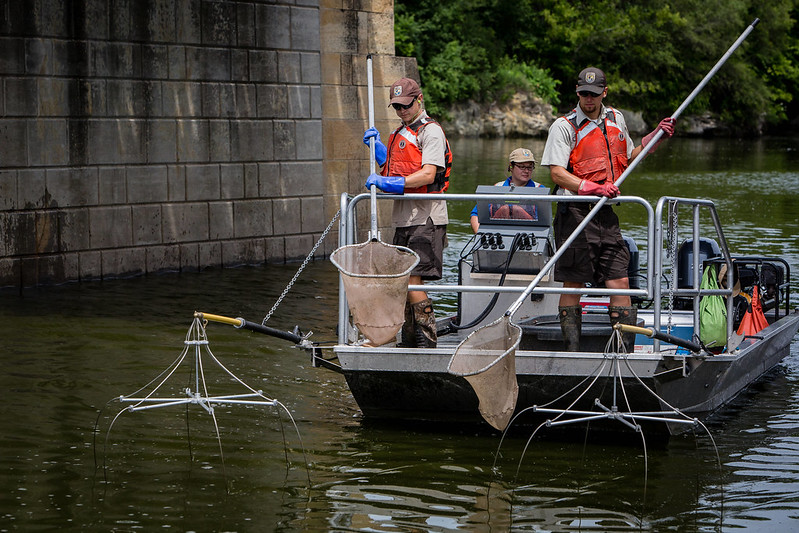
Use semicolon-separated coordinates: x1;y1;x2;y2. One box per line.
448;316;521;430
330;240;419;346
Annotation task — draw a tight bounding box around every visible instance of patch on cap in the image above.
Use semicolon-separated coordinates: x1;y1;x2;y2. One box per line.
576;67;607;94
509;147;536;164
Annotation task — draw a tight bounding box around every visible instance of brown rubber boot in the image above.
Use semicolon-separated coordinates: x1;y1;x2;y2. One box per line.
608;306;637;352
398;301;416;347
412;298;437;348
559;305;582;352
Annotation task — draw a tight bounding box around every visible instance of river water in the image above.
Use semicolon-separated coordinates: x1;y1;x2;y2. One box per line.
2;137;799;532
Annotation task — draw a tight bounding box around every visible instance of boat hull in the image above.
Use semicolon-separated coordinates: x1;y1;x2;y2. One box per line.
335;311;799;436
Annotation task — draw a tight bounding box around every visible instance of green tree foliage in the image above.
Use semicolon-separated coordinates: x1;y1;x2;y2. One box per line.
395;0;799;133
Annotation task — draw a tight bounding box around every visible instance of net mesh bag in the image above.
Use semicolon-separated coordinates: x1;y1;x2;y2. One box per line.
330;240;419;346
448;316;521;430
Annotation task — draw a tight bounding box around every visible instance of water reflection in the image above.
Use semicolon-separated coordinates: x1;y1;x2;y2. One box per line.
705;356;799;530
1;137;799;531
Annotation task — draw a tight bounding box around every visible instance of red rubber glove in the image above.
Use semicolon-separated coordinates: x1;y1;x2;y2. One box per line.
578;179;619;198
642;117;676;153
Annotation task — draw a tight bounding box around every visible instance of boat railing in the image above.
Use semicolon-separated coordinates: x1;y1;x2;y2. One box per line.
653;196;735;351
339;191;654;298
714;255;792;320
337;192;741;349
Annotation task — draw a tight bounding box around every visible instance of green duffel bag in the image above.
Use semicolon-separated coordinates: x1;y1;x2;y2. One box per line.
699;263;727;353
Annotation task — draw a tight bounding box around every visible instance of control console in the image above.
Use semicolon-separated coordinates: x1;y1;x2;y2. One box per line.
472;228;551;274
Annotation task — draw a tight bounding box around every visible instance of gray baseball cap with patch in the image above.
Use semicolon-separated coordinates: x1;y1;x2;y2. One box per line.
576;67;606;94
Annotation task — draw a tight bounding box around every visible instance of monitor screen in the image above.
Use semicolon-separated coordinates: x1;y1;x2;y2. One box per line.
475;185;552;227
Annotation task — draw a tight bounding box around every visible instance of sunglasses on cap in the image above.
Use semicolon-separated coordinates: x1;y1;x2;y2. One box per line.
577;90;602;98
391;100;416;110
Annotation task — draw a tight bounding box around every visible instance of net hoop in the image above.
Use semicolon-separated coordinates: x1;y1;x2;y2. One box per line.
331;240;420;346
447;316;522;430
330;241;419;279
448;315;522;376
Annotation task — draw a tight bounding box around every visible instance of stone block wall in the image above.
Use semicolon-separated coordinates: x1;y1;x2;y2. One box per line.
319;0;418;252
0;0;416;288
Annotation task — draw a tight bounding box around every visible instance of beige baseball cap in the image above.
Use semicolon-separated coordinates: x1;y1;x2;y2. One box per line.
509;148;536;165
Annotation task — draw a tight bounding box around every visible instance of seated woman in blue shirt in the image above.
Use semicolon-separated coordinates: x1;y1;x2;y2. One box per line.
470;148;546;233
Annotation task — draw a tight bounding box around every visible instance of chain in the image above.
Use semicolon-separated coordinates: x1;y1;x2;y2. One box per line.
665;200;678;333
262;210;341;325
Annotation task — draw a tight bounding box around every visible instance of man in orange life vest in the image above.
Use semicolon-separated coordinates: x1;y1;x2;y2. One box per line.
362;77;453;348
540;66;675;351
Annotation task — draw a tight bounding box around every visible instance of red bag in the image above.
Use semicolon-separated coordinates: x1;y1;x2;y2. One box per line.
736;285;769;336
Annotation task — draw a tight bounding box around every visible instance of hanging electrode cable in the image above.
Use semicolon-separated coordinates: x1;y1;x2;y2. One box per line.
262;210;341;325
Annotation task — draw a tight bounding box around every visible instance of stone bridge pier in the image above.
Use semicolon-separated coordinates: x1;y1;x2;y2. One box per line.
0;0;415;288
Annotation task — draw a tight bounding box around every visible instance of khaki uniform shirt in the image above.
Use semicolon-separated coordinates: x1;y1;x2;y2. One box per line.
390;111;449;227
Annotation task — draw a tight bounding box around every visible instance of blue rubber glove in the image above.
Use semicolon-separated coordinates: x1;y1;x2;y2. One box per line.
363;127;387;166
365;173;405;194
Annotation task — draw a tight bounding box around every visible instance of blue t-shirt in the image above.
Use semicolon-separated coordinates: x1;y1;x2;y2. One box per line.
470;178;545;217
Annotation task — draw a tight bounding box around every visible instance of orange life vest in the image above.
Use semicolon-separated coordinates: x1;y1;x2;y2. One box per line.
565;107;629;184
383;117;452;193
490;204;534;220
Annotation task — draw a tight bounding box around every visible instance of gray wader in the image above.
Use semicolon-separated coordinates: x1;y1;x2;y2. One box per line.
558;305;582;352
608;305;637;352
